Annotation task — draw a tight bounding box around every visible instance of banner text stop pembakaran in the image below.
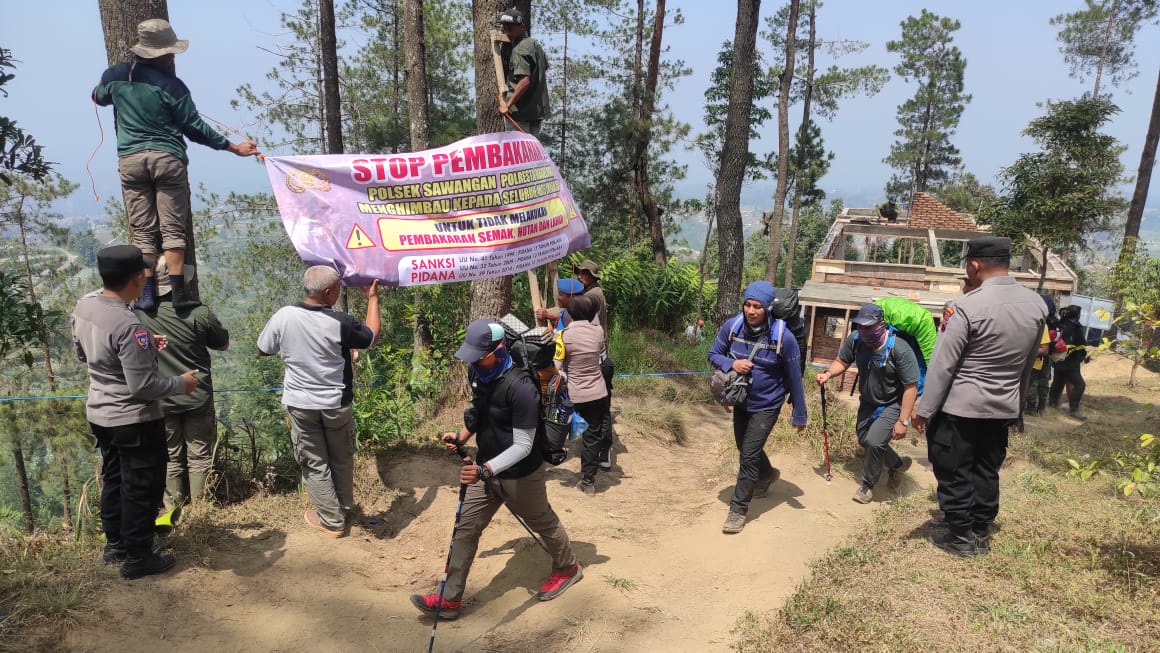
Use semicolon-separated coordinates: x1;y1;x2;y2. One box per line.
263;132;590;287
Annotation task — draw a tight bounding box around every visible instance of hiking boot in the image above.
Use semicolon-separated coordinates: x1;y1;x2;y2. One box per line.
104;539;164;565
722;511;746;534
410;593;461;620
598;447;612;470
537;563;583;601
119;551;177;580
304;510;344;538
929;531;979;558
134;275;159;312
1068;410;1088;422
1015;418;1025;433
974;532;992;556
753;468;781;498
579;479;596;496
853;486;873;504
887;457;913;491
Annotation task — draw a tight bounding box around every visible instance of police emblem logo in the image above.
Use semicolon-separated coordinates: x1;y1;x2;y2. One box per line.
940;305;955;332
285;168;332;193
133;328;151;350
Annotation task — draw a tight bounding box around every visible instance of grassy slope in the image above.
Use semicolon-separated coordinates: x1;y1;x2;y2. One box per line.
734;355;1160;653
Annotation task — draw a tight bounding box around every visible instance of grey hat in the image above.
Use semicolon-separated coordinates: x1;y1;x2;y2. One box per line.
131;19;189;59
455;319;506;363
498;8;524;25
851;303;885;327
577;259;600;279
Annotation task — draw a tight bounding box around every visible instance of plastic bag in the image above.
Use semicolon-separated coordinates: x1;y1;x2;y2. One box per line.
570;412;589;441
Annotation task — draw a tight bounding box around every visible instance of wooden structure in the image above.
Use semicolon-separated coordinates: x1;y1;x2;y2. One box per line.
799;193;1079;376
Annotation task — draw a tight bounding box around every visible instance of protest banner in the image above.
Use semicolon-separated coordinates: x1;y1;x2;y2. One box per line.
263;132;590;286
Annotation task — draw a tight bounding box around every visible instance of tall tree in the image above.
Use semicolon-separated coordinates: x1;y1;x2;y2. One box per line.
981;97;1128;291
0;49;50;184
404;0;435;356
97;0;172;73
634;0;669;265
319;0;343;155
1125;66;1160;255
883;9;971;202
1052;0;1158;98
469;0;513;320
712;0;764;324
764;0;798;282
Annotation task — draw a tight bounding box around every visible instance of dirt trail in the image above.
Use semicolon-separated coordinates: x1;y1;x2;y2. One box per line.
61;400;931;653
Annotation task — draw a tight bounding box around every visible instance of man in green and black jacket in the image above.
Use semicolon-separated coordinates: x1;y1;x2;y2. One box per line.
93;18;258;311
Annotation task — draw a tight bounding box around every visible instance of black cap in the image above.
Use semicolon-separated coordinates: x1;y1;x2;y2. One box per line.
965;236;1011;259
851;303;885;327
97;245;149;280
499;8;523;25
455;319;506;362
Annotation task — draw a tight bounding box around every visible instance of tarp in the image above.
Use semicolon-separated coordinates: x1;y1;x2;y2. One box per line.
263;132;590;287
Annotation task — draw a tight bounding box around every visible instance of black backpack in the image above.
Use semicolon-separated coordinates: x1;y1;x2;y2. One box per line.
769;288;806;374
500;315;571;466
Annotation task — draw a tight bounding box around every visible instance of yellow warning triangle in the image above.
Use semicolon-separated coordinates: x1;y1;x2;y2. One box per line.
346;224;376;249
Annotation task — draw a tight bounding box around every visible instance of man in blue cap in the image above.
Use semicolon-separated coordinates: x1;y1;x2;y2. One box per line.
708;281;807;533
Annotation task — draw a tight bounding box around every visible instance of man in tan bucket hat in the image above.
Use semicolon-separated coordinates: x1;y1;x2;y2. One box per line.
93;19;259;311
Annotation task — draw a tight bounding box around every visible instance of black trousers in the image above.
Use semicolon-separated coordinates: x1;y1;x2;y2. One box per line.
1048;365;1085;412
730;408;781;515
926;413;1008;537
576;398;612;482
91;418;167;556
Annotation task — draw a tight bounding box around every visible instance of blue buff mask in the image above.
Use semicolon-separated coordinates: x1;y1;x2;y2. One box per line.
861;324;889;349
472;341;513;383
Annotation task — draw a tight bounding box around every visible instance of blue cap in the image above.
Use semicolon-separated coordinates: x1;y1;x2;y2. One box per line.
557;277;584;295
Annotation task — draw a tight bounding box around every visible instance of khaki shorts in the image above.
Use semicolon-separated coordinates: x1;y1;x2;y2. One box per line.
118;150;192;255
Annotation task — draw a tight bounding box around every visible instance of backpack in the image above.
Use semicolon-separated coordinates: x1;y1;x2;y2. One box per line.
852;325;927;396
874;297;936;364
1048;328;1068;363
770;288;806;374
498;314;571;465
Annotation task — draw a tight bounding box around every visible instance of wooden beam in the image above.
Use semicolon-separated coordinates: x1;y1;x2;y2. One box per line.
927;229;942;268
842;223;984;241
805;304;817;362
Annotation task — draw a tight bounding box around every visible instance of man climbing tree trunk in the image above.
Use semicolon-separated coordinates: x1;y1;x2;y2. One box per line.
765;0;799;284
633;0;668;266
405;0;435;354
470;0;514;319
714;0;762;323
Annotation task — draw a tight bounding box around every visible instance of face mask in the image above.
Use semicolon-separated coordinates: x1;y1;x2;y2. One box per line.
472;341;512;383
861;324;888;349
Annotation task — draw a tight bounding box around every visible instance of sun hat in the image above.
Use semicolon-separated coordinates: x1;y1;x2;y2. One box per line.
130;19;189;59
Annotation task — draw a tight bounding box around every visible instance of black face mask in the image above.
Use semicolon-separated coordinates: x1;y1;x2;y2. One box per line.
744;319;769;339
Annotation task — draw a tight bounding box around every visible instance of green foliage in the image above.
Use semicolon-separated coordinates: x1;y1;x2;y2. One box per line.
1051;0;1159;94
596;247;707;333
883;9;971;199
0;48;51;183
1069;433;1159;496
1108;239;1160;379
981;97;1128;270
0;272;51;369
933;168;996;214
693;40;776;182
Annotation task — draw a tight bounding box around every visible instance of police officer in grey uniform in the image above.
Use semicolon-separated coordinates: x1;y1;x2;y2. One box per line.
73;245;198;579
912;236;1046;557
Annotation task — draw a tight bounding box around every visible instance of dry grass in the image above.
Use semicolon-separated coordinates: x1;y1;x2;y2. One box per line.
0;534;104;653
734;356;1160;653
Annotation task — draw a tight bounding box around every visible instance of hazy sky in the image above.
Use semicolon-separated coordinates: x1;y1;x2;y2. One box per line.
3;1;1159;218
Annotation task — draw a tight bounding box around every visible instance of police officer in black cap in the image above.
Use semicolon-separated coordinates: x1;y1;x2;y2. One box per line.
72;245;198;579
912;236;1047;557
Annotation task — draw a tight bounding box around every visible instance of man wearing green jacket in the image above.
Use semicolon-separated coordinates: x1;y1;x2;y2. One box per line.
497;9;550;137
93;19;258;311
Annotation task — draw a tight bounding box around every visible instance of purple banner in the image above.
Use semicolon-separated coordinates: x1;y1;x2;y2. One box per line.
263;132;590;287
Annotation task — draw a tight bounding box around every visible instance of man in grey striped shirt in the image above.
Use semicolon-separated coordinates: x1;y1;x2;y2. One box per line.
258;266;379;537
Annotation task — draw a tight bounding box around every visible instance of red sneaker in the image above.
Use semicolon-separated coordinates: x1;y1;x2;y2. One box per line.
536;563;582;601
410;593;461;620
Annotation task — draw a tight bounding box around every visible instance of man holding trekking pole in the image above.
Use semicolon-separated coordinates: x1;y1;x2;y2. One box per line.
411;319;581;620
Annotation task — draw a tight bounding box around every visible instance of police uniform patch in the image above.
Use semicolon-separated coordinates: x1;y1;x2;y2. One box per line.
133;328;150;350
940;305;955;332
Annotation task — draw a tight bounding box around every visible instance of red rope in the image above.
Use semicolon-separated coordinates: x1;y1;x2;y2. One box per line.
85;101;104;202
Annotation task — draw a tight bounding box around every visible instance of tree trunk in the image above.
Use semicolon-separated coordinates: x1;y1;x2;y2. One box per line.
714;0;762;323
765;0;799;284
12;440;34;534
470;0;514;319
634;0;668;266
320;0;344;155
1094;0;1121;98
1124;65;1160;249
97;0;171;73
784;1;815;289
405;0;435;354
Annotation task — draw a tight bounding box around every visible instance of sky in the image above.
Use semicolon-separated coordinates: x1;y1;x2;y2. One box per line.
3;1;1160;220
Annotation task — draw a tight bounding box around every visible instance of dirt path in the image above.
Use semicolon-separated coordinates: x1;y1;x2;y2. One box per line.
61;400;929;653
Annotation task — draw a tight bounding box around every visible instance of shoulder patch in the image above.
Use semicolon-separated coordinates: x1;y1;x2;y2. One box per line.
940;305;955;333
133;328;151;350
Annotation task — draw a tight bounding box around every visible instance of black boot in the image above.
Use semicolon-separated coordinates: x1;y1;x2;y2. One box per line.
170;274;201;310
135;275;159;311
930;530;980;558
120;550;176;580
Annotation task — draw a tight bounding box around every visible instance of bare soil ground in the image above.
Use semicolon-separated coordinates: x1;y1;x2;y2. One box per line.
55;389;925;653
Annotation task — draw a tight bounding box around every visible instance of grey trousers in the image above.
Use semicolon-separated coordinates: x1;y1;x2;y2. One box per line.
444;467;576;602
288;405;356;529
856;402;904;490
165;399;217;478
504;118;542;137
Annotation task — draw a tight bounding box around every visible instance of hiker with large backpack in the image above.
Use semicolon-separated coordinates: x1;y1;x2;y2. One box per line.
411;319;582;620
816;303;919;504
553;295;612;496
708;281;807;534
1048;304;1090;421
